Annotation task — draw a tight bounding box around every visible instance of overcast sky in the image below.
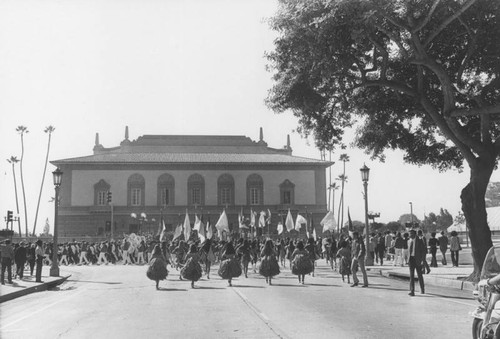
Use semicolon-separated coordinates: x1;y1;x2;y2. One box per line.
1;0;496;233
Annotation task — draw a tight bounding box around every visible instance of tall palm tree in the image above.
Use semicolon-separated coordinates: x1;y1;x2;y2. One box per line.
338;153;350;233
16;126;29;237
6;156;21;236
33;126;55;236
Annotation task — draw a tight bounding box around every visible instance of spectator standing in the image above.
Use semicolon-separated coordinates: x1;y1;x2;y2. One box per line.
417;230;431;274
27;243;36;276
350;232;368;288
428;232;439;267
450;231;461;267
35;240;44;282
439;231;449;265
14;241;27;279
385;231;393;261
402;233;410;265
393;232;405;267
1;240;14;284
376;233;385;266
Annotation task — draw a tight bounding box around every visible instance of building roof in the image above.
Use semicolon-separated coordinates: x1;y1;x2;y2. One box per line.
52;152;329;165
51;129;332;166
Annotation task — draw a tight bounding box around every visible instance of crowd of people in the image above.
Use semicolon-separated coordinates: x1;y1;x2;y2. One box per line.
0;229;463;296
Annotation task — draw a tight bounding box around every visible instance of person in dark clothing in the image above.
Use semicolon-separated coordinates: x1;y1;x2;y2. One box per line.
1;239;14;284
408;230;426;296
35;240;44;283
14;241;27;279
27;243;36;276
428;232;439;267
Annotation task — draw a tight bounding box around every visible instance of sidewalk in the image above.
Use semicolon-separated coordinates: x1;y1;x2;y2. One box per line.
0;266;71;303
366;261;475;291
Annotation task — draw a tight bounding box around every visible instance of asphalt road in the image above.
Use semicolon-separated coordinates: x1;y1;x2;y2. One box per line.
0;261;476;339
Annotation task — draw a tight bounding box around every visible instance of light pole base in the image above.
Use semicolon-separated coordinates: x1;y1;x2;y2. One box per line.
49;265;60;277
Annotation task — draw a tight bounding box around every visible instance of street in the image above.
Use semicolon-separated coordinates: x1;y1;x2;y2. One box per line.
0;260;475;339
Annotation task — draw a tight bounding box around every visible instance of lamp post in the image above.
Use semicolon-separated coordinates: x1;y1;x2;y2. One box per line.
50;167;63;277
360;164;373;265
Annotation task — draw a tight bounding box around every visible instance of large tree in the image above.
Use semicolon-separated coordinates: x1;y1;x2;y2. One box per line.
266;0;500;279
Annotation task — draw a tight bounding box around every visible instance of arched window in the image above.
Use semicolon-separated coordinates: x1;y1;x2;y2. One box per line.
217;174;234;206
94;179;110;206
246;174;263;206
187;173;205;206
157;173;175;206
279;179;295;205
128;173;145;207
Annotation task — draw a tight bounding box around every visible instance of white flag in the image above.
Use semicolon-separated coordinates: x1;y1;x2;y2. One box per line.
277;222;284;235
259;211;266;228
215;210;229;232
159;220;167;241
193;214;202;232
183;211;191;241
320;210;337;232
313;227;317;240
250;209;256;227
206;221;213;239
173;224;183;240
239;208;248;229
266;209;272;224
295;214;307;231
285;209;294;231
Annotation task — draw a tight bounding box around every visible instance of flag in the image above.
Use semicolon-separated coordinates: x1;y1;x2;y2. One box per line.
295;214;307;231
266;209;272;224
250;209;256;227
156;218;164;236
215;210;229;232
239;208;248;229
313;226;317;240
277;222;284;235
183;210;191;241
206;221;213;239
285;209;294;231
320;210;337;232
193;214;202;232
173;224;183;240
159;220;167;241
194;215;206;243
259;211;266;228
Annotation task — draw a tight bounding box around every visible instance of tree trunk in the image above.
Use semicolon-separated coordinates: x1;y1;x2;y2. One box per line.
461;158;495;282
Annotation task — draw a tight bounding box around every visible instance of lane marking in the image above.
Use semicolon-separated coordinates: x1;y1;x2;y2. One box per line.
232;287;290;339
0;288;87;330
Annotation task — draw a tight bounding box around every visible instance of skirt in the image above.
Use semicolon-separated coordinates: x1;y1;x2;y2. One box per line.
338;257;351;275
259;255;280;277
291;254;314;276
181;257;203;281
218;257;242;279
147;258;169;281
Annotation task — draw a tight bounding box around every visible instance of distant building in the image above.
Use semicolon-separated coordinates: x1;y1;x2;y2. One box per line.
51;127;332;238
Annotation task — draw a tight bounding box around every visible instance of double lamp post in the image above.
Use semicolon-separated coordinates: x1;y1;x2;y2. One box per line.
50;167;63;277
360;164;373;266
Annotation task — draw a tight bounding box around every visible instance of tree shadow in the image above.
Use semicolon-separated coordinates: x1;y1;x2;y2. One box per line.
233;284;266;288
424;292;474;300
66;279;122;285
157;287;187;292
194;286;226;290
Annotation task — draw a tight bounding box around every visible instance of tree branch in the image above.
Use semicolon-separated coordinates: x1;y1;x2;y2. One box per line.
411;0;441;33
374;24;409;58
424;0;477;47
450;105;500;117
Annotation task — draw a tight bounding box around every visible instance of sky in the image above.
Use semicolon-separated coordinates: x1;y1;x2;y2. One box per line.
1;0;498;234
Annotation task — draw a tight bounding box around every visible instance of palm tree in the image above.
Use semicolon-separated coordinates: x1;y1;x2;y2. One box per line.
338;153;350;233
33;126;55;236
6;156;21;236
16;126;29;237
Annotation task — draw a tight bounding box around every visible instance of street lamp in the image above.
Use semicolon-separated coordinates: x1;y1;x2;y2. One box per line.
360;164;373;265
50;167;63;277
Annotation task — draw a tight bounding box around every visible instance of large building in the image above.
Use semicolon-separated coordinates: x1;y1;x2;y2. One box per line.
51;127;332;238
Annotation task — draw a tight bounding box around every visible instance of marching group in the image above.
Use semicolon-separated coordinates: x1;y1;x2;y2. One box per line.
1;229;462;296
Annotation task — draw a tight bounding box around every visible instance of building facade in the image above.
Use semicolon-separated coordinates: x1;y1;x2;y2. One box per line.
51;127;332;238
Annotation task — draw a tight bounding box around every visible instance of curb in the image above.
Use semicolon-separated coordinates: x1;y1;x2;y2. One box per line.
372;268;475;292
0;275;71;304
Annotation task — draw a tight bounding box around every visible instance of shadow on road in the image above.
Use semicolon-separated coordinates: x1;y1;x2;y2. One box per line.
157;287;187;292
424;292;474;301
66;279;122;285
232;285;266;288
195;286;226;290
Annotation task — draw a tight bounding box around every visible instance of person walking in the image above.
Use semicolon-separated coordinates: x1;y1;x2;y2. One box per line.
1;240;14;284
237;240;252;278
408;229;426;296
439;231;449;265
35;240;44;283
97;242;109;265
336;240;351;283
146;244;168;290
218;242;242;287
291;240;313;284
350;232;368;288
417;230;431;274
305;237;319;277
376;233;385;266
402;233;410;265
181;244;203;288
450;231;461;267
79;241;90;265
27;243;36;276
393;232;405;267
259;239;280;285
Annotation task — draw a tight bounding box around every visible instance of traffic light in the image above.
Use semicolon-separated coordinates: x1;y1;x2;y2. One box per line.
107;191;112;203
7;210;13;222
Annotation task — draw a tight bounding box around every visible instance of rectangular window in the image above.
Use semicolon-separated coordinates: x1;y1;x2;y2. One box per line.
97;191;107;206
192;187;201;205
283;191;291;205
161;188;170;206
250;188;259;205
221;187;231;205
131;188;141;206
